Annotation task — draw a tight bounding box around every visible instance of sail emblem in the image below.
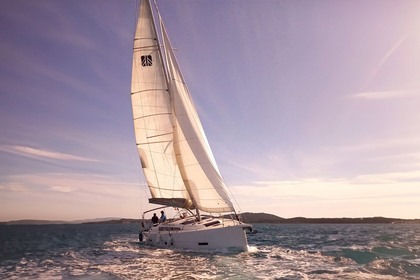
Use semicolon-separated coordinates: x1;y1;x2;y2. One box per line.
141;55;152;66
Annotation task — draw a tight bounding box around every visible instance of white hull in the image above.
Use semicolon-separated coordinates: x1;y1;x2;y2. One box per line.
140;216;252;251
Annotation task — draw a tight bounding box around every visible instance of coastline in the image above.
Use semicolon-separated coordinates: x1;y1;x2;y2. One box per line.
1;213;419;225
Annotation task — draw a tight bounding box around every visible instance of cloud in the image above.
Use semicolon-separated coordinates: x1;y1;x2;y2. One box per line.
235;170;420;198
229;173;420;218
0;173;142;197
353;170;420;185
349;89;419;100
0;145;97;162
224;135;420;179
0;182;28;193
0;173;145;221
49;185;76;193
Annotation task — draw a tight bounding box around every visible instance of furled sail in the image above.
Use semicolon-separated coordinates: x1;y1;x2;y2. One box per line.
131;0;192;207
131;0;234;213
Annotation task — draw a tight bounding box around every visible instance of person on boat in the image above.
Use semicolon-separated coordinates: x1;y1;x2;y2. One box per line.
151;213;159;225
160;211;166;223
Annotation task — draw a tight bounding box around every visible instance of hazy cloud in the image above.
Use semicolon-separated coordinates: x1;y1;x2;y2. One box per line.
353;170;420;184
229;174;420;218
49;186;76;193
0;173;143;221
349;89;419;100
0;145;97;162
0;182;28;193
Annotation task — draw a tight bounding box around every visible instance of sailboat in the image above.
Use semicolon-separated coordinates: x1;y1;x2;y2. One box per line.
131;0;252;251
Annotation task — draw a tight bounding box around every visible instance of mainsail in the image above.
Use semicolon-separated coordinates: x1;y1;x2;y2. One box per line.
131;0;234;213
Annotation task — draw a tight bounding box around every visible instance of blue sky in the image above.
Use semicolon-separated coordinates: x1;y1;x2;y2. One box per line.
1;0;419;221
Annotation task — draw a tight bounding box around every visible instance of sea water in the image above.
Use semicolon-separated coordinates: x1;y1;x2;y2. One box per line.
0;223;419;279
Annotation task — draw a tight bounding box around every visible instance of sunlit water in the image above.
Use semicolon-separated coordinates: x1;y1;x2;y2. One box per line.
1;223;419;279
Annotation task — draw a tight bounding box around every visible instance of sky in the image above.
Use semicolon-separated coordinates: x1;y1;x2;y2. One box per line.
1;0;420;221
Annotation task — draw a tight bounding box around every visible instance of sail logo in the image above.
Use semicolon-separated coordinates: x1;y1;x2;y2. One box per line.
141;55;152;66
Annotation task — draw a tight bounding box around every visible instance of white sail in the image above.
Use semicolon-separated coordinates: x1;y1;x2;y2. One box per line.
131;0;234;213
161;23;234;213
131;0;192;207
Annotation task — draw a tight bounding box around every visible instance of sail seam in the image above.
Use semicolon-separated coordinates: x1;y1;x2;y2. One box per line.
147;132;172;139
137;140;171;145
148;186;186;192
133;112;171;120
131;89;168;95
134;37;156;41
133;44;159;50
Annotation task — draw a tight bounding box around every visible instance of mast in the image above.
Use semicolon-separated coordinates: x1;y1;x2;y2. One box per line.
150;0;169;85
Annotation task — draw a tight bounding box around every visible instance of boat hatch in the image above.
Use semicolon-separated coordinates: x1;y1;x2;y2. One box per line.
204;221;220;227
181;219;196;225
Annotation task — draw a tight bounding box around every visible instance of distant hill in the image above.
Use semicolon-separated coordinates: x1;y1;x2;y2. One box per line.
240;213;420;224
0;219;65;225
1;213;419;225
0;217;126;225
240;212;286;223
82;218;140;224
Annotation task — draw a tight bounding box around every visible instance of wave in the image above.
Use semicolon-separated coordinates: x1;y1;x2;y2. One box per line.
1;223;419;279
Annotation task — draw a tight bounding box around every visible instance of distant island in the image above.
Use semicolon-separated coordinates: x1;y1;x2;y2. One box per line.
239;213;420;224
1;212;419;225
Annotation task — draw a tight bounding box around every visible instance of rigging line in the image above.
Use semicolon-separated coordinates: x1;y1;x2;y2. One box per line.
133;112;171;120
133;0;140;40
131;88;168;95
149;0;170;86
152;0;164;33
137;140;172;145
